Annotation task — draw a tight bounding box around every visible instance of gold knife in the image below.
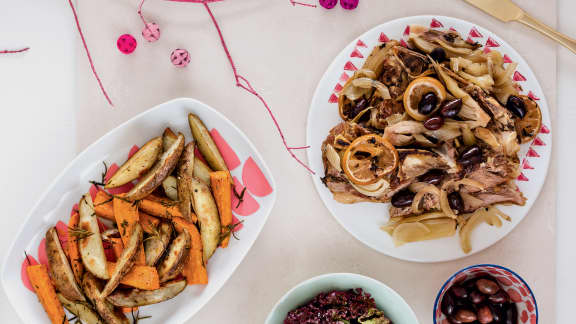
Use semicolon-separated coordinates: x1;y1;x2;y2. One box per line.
464;0;576;54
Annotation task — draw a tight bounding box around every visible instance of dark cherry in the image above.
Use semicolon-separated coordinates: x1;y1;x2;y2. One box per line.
503;303;518;324
424;116;445;130
418;92;438;115
442;291;457;316
506;95;526;119
450;285;469;299
391;190;415;208
469;290;486;304
430;47;447;62
419;169;444;186
488;290;510;304
448;192;464;213
440;98;463;118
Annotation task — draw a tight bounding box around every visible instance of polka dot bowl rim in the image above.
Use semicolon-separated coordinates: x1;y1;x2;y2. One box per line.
433;264;538;324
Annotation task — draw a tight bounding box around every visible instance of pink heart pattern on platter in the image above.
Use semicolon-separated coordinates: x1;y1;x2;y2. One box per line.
21;126;273;291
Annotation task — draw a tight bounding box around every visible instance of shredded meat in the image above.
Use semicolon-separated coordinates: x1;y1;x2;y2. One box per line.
462;182;526;212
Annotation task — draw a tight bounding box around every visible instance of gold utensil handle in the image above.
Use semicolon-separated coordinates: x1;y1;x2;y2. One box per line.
518;12;576;54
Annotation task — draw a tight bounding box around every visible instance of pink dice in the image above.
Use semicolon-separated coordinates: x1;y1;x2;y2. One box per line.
117;34;137;54
142;22;161;42
170;48;190;67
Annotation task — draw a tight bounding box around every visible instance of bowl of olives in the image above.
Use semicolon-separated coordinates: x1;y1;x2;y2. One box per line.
433;264;537;324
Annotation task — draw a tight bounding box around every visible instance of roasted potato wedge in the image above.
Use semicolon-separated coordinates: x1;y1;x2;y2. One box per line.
79;194;109;280
144;222;173;266
100;223;143;297
188;113;231;179
158;229;191;283
190;178;221;262
162;127;178;152
162;175;179;201
107;279;187;307
177;143;195;222
125;133;185;201
105;137;163;189
82;272;129;324
58;293;103;324
46;227;85;302
193;157;212;185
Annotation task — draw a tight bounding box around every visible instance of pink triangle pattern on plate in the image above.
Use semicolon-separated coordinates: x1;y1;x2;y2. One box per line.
513;71;527;82
430;18;444;28
356;39;367;48
210;128;241;170
231;176;259;216
379;32;389;43
344;61;358;71
55;221;69;257
104;163;135;195
503;54;513;64
21;255;39;292
522;159;534;170
127;145;139;159
242;157;273;197
485;37;500;47
350;48;364;58
468;26;483;38
329;93;339;103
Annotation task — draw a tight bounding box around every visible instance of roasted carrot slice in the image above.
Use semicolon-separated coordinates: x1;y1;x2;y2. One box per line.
27;264;68;324
67;211;84;283
113;195;145;265
210;171;233;248
172;217;208;285
139;195;183;219
108;237;124;261
93;190;114;221
139;212;160;234
107;263;160;290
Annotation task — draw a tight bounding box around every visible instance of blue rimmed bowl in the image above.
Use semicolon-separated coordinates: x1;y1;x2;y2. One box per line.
433;264;538;324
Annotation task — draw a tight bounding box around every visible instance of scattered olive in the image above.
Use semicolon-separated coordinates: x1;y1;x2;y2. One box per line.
448;192;464;213
458;145;482;167
419;169;444;186
440;98;463;118
450;286;468;299
453;309;477;323
469;290;485;304
506;95;526;119
424;116;444;130
430;47;447;62
477;305;494;324
489;290;510;304
348;97;368;119
476;279;500;295
391;190;415;208
418;92;438;115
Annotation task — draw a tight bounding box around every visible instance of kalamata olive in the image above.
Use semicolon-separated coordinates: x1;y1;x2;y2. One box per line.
391;190;415;208
476;279;500;295
442;291;456;316
430;47;447;62
488;290;510;304
419;169;444;185
458;145;482;166
441;98;463;118
424;116;444;130
450;286;469;299
504;303;518;324
478;305;494;324
506;95;526;119
453;309;477;323
348;97;368;119
469;290;486;304
448;192;464;213
418;92;438;115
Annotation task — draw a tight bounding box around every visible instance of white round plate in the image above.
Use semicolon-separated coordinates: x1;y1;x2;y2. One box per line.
307;16;552;262
1;98;277;324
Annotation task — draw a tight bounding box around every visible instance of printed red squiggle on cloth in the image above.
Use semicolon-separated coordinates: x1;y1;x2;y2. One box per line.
290;0;317;7
200;2;314;173
66;0;114;107
0;47;30;54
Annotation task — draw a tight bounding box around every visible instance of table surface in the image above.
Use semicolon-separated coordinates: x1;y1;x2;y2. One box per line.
0;0;573;323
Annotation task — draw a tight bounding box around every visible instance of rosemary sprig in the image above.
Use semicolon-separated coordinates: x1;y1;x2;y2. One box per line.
112;194;141;208
68;226;94;241
24;251;32;266
131;309;151;324
233;187;246;208
219;220;244;244
89;161;109;187
94;196;113;207
120;220;129;236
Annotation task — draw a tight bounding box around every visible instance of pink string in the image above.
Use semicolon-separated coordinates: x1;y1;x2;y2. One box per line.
0;47;30;54
66;0;113;107
290;0;317;7
202;3;314;174
138;0;148;26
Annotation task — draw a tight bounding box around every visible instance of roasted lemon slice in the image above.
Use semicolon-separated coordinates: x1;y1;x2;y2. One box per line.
342;134;398;185
403;77;446;121
515;96;542;144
